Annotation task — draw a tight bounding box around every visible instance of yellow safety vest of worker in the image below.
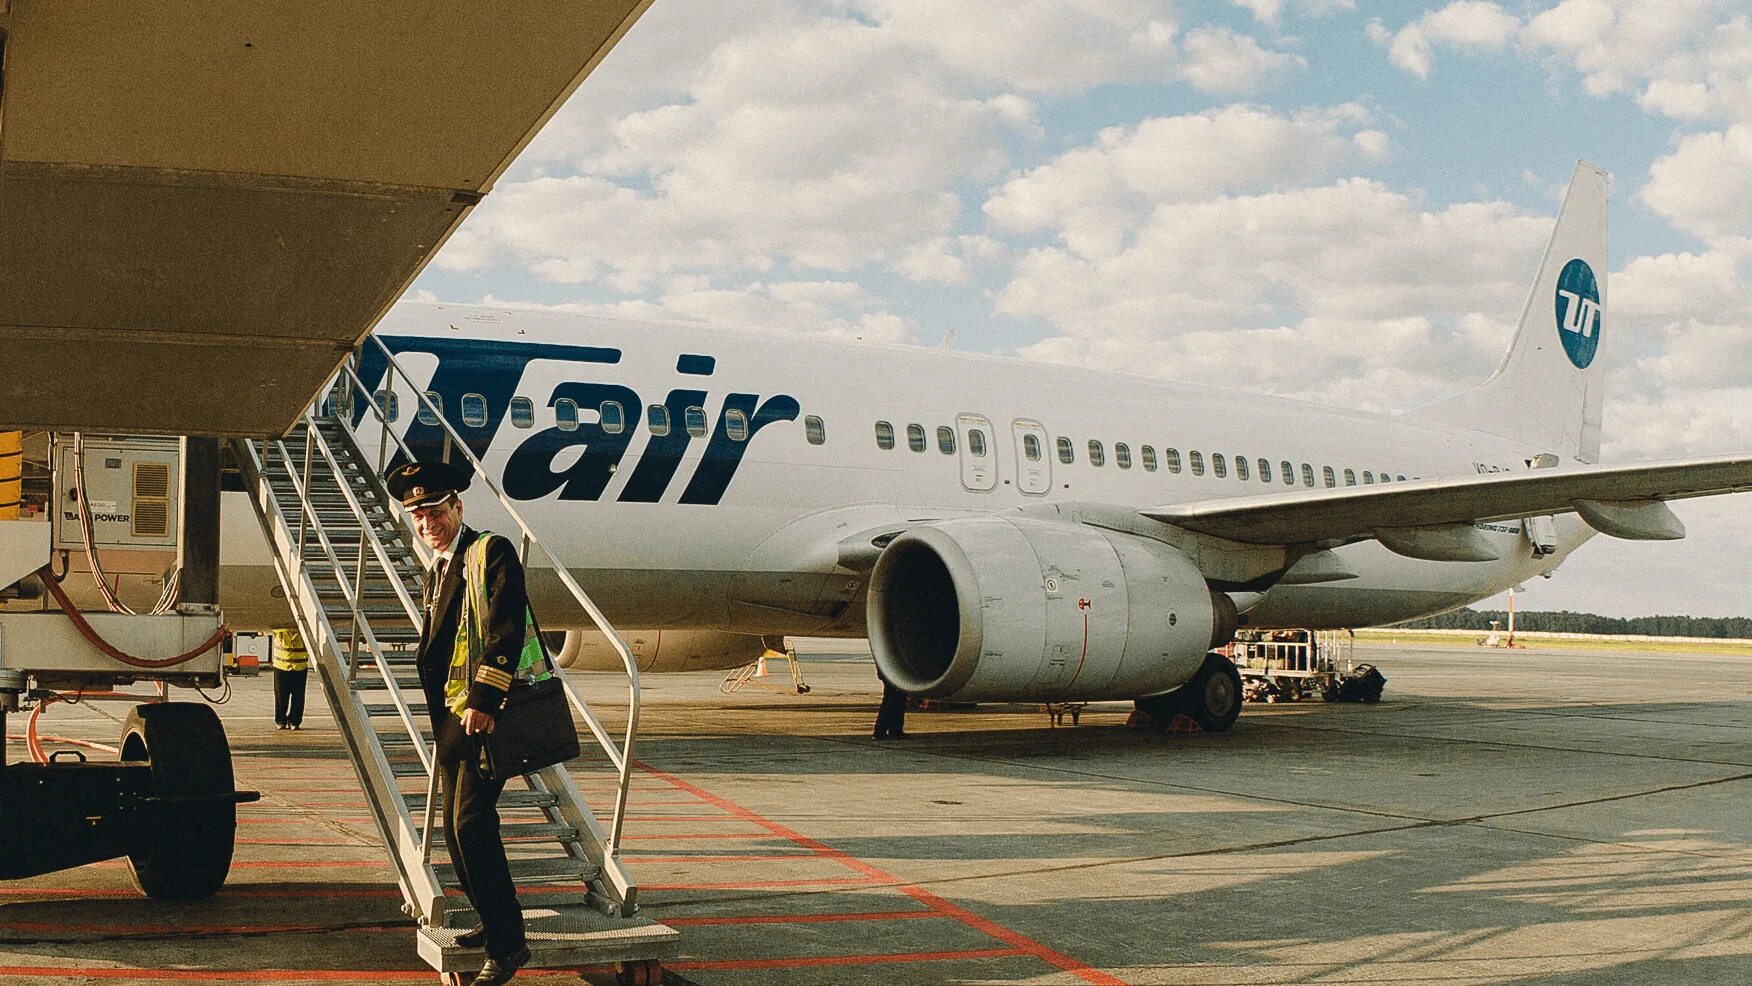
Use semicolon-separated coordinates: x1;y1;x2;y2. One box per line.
445;533;550;715
271;627;309;672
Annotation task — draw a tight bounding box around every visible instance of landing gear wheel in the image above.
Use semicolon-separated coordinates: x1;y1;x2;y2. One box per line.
119;703;237;900
614;959;662;986
1177;652;1244;733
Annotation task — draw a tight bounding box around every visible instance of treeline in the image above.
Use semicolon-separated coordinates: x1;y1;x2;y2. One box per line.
1393;608;1752;639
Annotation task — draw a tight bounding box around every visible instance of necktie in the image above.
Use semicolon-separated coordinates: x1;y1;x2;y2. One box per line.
427;558;447;614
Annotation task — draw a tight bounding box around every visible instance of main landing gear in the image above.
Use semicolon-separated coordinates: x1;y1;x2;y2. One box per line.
1134;652;1244;733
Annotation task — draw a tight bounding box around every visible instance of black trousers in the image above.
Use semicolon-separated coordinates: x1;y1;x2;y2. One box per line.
874;679;907;737
438;742;525;956
273;668;307;726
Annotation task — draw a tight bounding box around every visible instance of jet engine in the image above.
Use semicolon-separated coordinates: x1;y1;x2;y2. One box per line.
868;517;1235;703
558;628;777;673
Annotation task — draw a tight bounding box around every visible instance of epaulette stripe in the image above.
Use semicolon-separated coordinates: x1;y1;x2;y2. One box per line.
475;666;513;690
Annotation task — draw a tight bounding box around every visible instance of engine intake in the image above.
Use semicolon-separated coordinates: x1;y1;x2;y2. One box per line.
868;517;1234;702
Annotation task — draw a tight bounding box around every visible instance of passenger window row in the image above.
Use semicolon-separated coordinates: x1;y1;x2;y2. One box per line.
874;419;959;455
379;390;764;443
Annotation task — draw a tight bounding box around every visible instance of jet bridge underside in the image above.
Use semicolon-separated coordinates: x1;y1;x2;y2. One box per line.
0;0;653;437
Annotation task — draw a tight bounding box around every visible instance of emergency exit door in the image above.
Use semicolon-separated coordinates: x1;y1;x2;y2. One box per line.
956;413;997;492
1011;419;1050;494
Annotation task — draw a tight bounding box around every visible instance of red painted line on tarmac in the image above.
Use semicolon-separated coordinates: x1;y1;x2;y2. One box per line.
614;814;746;822
235;837;362;847
637;761;1128;986
624;853;822;863
644;877;874;891
621;832;771;841
666;909;946;927
0;969;433;982
673;946;1025;971
0;920;403;936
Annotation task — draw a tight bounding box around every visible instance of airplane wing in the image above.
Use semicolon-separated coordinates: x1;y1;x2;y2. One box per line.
1141;454;1752;546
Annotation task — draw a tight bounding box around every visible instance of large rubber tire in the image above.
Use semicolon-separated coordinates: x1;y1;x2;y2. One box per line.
1177;652;1244;733
119;703;237;899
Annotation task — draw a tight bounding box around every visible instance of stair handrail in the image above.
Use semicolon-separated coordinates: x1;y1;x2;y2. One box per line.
294;416;437;771
234;436;446;921
339;336;645;854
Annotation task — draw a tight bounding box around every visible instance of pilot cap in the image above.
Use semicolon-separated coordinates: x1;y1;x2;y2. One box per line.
385;460;472;510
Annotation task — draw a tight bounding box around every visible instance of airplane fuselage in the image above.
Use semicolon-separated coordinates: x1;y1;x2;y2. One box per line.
220;302;1586;634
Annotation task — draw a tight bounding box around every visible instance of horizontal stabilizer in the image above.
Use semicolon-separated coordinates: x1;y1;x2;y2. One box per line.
1573;498;1686;540
1142;453;1752;546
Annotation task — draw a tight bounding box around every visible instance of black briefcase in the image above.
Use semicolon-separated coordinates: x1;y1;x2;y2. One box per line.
476;675;580;780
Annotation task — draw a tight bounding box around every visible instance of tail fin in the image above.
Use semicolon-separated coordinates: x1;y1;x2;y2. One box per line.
1411;160;1608;464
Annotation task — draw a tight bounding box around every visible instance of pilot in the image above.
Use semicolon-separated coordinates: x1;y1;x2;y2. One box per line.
387;459;532;985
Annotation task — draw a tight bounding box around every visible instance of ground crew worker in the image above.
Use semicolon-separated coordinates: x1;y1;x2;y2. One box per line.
388;459;532;985
270;626;309;730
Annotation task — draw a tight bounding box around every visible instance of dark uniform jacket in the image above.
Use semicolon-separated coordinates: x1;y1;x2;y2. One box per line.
416;525;530;763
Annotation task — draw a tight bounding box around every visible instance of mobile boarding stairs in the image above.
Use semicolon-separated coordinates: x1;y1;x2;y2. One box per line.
234;340;678;982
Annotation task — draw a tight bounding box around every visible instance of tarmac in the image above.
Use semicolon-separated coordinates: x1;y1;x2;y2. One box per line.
2;638;1749;985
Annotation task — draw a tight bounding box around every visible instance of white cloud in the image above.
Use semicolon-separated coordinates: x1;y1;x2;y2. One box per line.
1639;125;1752;245
1233;0;1356;28
1179;27;1307;94
984;104;1389;258
1371;2;1521;80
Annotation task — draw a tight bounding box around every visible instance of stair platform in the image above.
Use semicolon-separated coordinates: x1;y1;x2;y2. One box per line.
418;909;680;974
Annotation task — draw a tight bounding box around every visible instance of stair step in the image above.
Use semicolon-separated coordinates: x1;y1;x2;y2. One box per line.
405;789;560;813
434;856;600;885
351;674;424;691
417;907;678;972
363;702;429;717
427;821;581;845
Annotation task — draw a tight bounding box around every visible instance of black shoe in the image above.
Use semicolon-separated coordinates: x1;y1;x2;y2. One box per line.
475;945;530;985
454;924;488;949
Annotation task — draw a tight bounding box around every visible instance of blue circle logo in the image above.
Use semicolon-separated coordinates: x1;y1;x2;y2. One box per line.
1554;258;1602;369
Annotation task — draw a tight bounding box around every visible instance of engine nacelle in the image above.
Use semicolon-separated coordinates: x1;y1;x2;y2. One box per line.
559;628;776;673
868;517;1235;703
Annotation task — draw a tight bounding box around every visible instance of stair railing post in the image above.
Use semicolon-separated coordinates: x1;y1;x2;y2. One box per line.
296;426;313;560
349;523;368;683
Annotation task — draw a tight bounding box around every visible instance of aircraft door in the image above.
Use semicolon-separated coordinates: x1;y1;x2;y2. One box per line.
956;413;997;492
1011;419;1050;495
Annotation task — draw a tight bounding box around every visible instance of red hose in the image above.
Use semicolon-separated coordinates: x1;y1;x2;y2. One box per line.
35;564;229;669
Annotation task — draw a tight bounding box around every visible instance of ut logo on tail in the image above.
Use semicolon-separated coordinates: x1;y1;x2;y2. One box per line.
1554;258;1602;369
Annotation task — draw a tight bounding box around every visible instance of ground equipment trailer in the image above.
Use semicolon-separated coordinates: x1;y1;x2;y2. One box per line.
1224;629;1385;703
0;441;260;899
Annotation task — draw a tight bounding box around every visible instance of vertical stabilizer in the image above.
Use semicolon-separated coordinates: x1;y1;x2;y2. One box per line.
1411;161;1608;463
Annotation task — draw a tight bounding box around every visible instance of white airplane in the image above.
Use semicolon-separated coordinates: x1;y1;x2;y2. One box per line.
212;161;1752;729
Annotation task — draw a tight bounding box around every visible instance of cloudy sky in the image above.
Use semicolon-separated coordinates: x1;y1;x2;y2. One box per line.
414;0;1752;619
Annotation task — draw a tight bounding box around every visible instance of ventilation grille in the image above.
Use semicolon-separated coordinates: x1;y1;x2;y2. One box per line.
133;462;172;537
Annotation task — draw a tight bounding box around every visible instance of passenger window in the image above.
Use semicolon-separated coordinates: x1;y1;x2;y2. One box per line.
1141;446;1158;471
509;396;533;429
1115;443;1132;469
806;415;826;445
1343;468;1356;486
969;429;988;457
1257;458;1271;483
555;398;578;432
1301;463;1315;487
1211;453;1226;478
1088;440;1105;467
418;391;442;426
1189;450;1205;476
725;409;749;441
1023;433;1042;461
600;401;625;435
907;423;926;453
685;406;708;438
1397;474;1408;482
1362;470;1374;484
1056;436;1074;464
939;426;956;454
374;390;399;423
1282;460;1294;485
460;393;488;428
1236;455;1250;481
875;421;895;450
1322;466;1336;488
1165;448;1181;473
647;404;671;437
